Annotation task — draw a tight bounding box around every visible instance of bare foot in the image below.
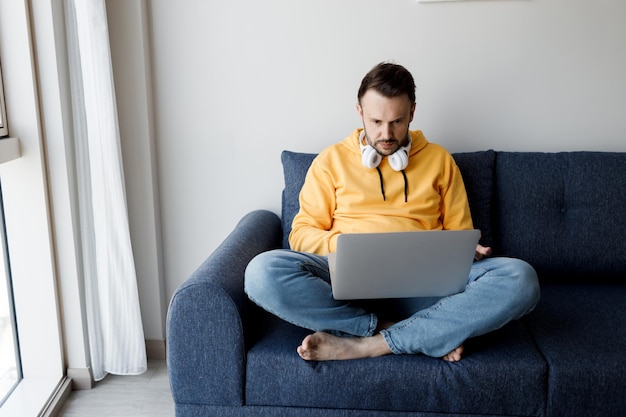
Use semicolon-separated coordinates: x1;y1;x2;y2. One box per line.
442;345;464;362
297;332;392;361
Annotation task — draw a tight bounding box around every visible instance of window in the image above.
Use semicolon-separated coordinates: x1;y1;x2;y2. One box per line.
0;183;21;406
0;49;21;408
0;1;69;415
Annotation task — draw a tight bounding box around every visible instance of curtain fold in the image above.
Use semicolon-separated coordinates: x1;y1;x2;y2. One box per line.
65;0;146;381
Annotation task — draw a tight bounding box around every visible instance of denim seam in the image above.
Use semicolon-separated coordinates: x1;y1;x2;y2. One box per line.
380;329;401;354
367;314;378;337
297;259;329;278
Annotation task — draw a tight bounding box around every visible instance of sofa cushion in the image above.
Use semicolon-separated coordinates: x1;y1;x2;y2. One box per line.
281;151;317;249
495;152;626;282
451;150;496;248
245;317;546;415
525;284;626;417
281;150;496;249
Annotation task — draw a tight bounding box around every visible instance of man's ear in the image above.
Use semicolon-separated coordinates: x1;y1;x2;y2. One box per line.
409;102;416;122
356;102;363;118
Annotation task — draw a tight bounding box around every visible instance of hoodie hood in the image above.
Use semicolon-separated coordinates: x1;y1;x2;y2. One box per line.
338;129;429;202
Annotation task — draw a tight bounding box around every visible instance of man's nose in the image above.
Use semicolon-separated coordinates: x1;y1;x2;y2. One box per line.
381;124;392;139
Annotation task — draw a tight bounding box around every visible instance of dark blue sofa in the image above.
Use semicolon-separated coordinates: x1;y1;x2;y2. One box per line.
167;150;626;417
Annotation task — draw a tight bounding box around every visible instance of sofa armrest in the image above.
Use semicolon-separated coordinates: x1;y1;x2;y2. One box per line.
166;209;282;406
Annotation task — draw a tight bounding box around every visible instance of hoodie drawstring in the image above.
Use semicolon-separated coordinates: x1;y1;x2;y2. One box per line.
401;170;408;203
376;167;386;201
376;167;408;202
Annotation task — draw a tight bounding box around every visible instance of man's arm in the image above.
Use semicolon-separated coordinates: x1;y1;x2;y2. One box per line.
289;158;338;255
438;155;492;260
439;156;474;231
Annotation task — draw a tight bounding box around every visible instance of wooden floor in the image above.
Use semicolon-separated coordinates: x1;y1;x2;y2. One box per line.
57;360;174;417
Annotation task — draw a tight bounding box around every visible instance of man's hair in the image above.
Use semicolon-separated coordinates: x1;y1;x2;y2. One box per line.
357;62;416;104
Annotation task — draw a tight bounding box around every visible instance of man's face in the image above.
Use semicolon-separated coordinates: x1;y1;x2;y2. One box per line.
356;89;416;156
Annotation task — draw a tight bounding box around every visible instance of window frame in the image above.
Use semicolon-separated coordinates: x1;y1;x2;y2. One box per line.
0;62;8;138
0;1;71;415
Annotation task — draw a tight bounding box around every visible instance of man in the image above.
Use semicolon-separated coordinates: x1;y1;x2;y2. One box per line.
245;62;540;362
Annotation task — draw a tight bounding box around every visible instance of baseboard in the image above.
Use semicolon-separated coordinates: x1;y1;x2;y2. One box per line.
40;377;72;417
146;339;166;360
64;341;164;392
67;367;93;390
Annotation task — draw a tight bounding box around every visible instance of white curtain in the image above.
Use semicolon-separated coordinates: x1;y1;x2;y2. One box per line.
65;0;147;381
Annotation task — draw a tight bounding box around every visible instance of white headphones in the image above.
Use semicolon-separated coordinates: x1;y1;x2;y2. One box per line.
359;130;411;171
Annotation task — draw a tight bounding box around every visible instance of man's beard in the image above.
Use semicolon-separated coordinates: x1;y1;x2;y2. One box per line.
364;129;410;156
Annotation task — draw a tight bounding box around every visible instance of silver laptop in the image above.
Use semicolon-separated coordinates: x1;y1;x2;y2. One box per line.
327;230;480;300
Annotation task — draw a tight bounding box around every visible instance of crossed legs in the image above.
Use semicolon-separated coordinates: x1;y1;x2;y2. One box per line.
245;249;539;362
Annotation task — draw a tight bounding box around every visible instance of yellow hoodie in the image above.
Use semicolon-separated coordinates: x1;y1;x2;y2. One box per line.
289;129;474;255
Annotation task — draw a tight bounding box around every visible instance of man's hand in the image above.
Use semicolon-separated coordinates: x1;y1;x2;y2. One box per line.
474;244;492;261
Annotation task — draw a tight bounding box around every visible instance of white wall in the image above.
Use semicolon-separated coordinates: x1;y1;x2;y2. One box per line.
112;0;626;313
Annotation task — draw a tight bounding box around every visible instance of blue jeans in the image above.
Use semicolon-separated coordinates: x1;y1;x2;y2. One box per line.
244;249;540;357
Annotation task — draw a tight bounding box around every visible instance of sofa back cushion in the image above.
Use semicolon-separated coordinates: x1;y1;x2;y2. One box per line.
452;150;496;249
281;150;496;250
281;151;317;249
495;152;626;283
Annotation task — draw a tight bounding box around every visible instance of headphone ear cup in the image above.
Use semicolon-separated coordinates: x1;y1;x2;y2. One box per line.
361;144;382;168
359;131;382;168
388;140;411;171
388;148;409;171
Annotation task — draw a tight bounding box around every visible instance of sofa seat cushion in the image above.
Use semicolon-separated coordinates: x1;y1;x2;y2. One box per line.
525;284;626;417
245;318;546;415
